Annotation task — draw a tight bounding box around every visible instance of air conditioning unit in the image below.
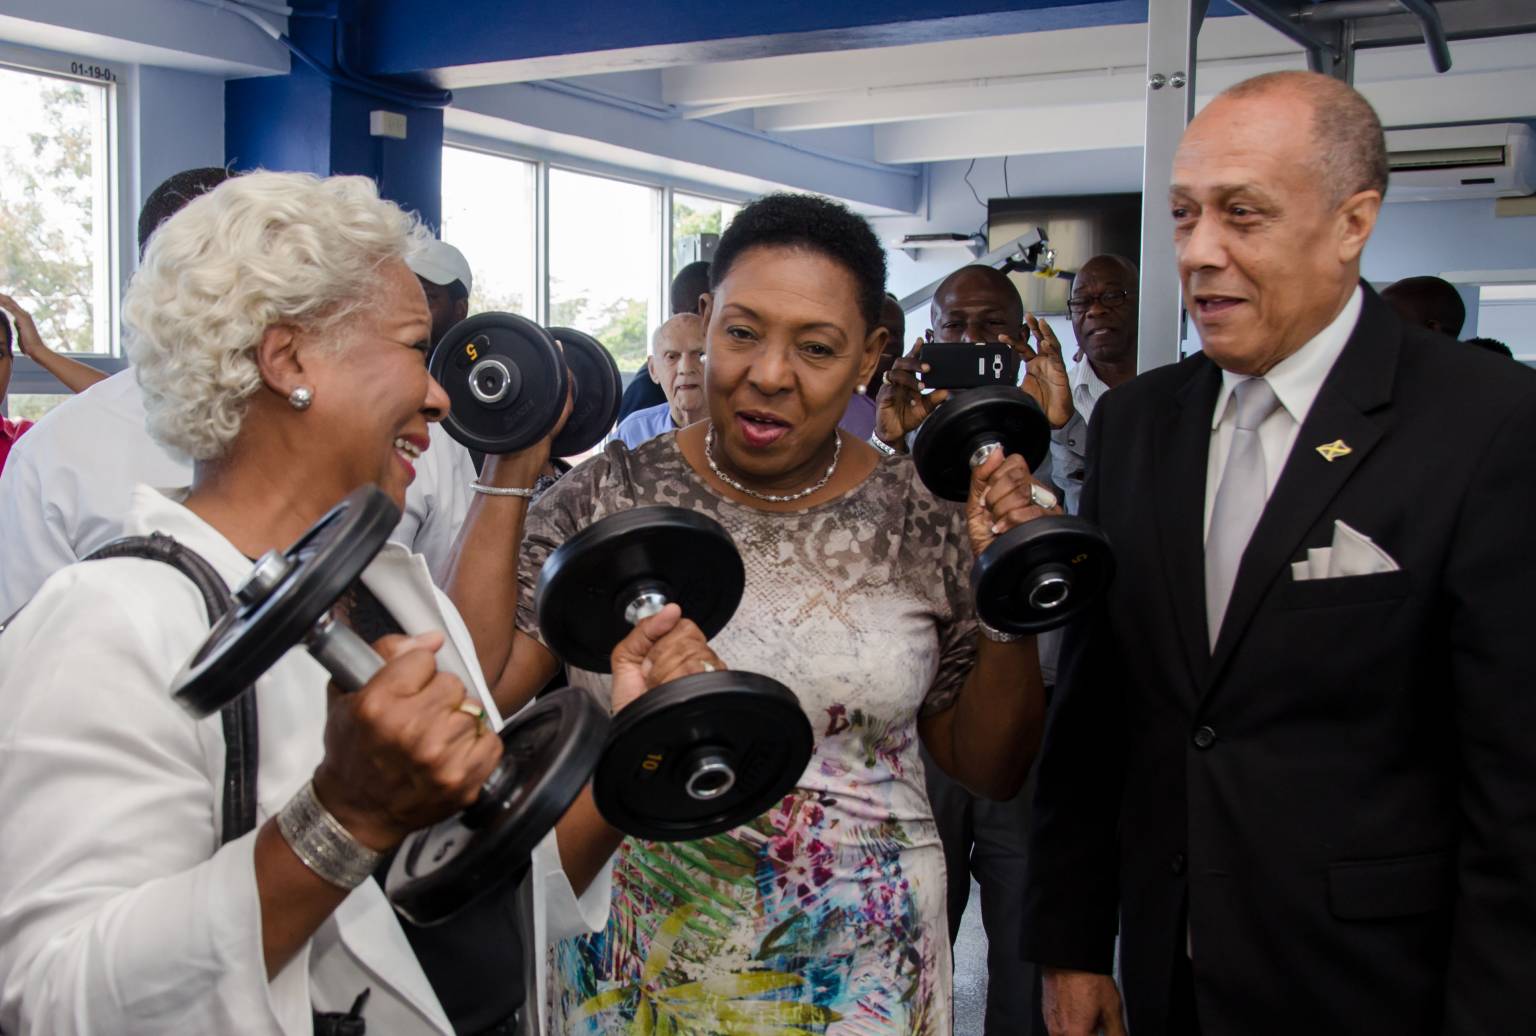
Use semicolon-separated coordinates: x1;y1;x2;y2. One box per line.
1385;124;1535;203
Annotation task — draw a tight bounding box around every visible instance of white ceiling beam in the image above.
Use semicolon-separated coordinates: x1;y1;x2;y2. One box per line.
661;15;1290;108
755;54;1295;131
872;64;1536;165
758;33;1535;132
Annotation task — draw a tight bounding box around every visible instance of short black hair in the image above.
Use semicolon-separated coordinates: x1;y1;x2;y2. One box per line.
709;193;887;330
670;261;711;316
932;265;1024;325
138;167;235;256
1466;336;1514;358
1382;275;1466;338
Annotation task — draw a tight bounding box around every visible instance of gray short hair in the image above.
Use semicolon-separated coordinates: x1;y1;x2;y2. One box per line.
1220;71;1389;204
123;171;427;460
652;312;705;355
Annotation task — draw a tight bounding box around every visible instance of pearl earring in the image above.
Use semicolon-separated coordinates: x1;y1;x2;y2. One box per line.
855;384;867;396
288;386;314;411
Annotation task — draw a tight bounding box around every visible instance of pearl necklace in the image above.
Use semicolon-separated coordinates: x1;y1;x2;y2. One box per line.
704;424;841;503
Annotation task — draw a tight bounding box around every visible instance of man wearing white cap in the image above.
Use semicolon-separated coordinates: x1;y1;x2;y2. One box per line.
408;237;474;348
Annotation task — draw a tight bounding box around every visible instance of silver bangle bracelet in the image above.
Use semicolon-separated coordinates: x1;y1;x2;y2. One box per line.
978;619;1027;644
471;481;536;498
868;434;899;457
275;780;383;890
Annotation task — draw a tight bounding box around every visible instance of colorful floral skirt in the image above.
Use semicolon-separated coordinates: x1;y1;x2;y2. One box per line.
551;791;951;1035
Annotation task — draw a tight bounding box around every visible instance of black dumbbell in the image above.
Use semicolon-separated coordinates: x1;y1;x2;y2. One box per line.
535;507;815;842
911;386;1115;633
428;313;623;456
171;486;610;926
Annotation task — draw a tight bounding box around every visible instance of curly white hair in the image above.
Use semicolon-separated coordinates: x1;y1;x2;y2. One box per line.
123;171;428;460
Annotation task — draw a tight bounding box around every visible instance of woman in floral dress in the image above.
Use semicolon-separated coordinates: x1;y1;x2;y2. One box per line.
468;193;1060;1034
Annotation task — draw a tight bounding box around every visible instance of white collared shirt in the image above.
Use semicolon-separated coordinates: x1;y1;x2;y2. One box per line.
0;486;610;1034
0;370;477;617
1049;354;1115;516
1203;287;1363;539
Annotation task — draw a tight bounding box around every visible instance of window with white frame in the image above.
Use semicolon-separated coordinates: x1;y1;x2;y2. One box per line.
1476;283;1536;360
672;191;741;275
0;63;115;357
440;146;538;318
548;167;662;375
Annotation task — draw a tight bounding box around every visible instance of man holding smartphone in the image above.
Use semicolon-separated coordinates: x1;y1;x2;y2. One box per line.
873;262;1072;1036
875;264;1073;451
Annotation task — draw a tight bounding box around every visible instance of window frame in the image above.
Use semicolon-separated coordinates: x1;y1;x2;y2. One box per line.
443;130;756;336
439;142;542;322
0;43;127;403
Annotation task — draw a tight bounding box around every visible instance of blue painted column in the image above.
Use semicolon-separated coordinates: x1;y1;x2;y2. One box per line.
224;1;444;229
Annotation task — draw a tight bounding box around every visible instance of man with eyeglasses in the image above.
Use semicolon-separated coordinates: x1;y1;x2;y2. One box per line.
1054;255;1138;514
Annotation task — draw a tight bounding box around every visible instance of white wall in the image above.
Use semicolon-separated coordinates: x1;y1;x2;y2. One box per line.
877;145;1536;348
134;65;226;217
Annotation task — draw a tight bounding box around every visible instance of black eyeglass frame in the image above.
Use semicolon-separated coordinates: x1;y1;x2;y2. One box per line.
1066;289;1136;317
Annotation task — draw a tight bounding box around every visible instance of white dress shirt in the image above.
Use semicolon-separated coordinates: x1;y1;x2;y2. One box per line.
1049;354;1115;516
0;370;476;617
0;487;610;1034
1203;288;1363;539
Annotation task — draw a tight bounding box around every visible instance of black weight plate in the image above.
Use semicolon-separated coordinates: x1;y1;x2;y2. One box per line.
172;485;399;718
535;507;744;673
429;312;569;455
594;670;813;841
387;687;610;926
972;516;1115;634
547;327;622;458
911;386;1051;502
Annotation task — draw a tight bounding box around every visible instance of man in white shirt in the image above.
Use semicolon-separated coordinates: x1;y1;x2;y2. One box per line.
1050;255;1139;514
0;372;473;615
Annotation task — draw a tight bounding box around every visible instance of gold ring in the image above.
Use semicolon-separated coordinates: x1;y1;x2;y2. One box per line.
457;701;489;736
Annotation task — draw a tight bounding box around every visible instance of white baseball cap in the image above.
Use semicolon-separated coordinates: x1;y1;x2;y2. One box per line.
407;238;473;296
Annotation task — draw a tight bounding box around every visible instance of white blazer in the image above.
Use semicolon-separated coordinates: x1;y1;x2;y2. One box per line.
0;486;610;1034
0;370;477;617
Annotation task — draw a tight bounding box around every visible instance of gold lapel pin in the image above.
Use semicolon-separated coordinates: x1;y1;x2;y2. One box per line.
1316;439;1352;463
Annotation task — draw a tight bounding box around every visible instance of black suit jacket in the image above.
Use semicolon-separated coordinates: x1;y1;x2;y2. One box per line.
1021;286;1536;1035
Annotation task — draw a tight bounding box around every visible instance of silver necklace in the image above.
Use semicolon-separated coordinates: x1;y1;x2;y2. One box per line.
704;423;841;503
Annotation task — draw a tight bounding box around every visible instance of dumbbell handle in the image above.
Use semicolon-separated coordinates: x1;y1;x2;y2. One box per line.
969;440;1003;470
622;587;671;626
306;614;385;694
305;611;517;823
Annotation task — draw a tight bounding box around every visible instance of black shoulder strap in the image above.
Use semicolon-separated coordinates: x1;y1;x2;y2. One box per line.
84;534;260;845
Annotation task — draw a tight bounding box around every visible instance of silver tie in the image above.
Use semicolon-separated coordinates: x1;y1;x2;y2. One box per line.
1205;378;1282;647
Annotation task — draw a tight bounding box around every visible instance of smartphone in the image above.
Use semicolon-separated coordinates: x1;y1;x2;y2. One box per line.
921;341;1020;389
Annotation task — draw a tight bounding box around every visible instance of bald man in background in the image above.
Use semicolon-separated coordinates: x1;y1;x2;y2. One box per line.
607;313;707;448
1024;71;1536;1036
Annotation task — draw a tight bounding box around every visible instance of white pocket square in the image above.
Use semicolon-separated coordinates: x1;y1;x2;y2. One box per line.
1292;520;1401;582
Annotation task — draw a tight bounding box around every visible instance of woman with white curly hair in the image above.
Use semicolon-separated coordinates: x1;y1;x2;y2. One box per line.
0;171;698;1035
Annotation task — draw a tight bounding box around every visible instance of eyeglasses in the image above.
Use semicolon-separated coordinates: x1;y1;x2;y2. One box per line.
1066;290;1135;317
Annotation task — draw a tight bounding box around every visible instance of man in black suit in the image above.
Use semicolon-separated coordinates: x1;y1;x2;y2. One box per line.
1022;70;1536;1036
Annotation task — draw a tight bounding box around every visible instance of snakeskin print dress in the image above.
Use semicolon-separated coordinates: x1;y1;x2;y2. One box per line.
517;434;979;1036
